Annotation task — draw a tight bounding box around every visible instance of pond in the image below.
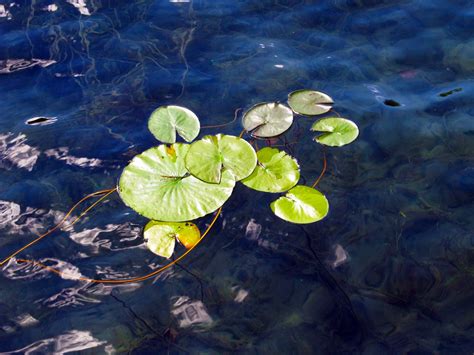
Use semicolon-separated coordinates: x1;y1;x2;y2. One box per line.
0;0;473;353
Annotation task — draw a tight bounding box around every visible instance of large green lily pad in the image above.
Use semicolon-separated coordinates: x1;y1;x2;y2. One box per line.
241;147;300;193
242;102;293;138
148;106;200;144
288;90;333;116
185;134;257;183
311;117;359;147
271;185;329;224
143;221;201;258
119;143;235;221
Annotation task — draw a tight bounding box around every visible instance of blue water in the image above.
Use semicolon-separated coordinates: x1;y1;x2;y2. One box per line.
1;0;473;353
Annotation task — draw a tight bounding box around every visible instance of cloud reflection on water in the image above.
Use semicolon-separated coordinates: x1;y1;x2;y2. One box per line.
0;330;111;354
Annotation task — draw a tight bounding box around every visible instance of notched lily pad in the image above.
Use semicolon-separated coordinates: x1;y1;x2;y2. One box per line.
288;90;333;116
144;221;201;258
311;117;359;147
185;134;257;183
271;185;329;224
241;147;300;193
242;102;293;138
148;105;200;144
119;143;235;221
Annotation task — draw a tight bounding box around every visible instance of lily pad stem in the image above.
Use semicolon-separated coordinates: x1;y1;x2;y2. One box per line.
311;150;327;188
0;187;117;267
13;208;222;284
201;108;242;129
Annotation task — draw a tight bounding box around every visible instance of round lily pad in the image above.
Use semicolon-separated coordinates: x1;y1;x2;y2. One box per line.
270;185;329;224
185;134;257;183
311;117;359;147
148;106;200;144
288;90;333;116
242;102;293;138
119;143;235;221
241;147;300;193
143;221;201;258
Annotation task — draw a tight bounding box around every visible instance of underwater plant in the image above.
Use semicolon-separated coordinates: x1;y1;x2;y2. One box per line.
0;90;358;282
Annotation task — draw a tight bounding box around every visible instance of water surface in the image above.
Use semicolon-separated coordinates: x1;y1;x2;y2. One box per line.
0;0;473;353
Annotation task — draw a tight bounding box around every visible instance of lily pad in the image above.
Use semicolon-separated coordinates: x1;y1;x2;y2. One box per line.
271;185;329;224
119;143;235;221
241;147;300;193
185;134;257;183
148;106;200;144
143;221;201;258
311;117;359;147
288;90;333;116
242;102;293;138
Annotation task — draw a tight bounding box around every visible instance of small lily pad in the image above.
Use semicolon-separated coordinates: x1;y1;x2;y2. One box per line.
288;90;333;116
144;221;201;258
242;102;293;138
119;143;235;221
241;147;300;193
311;117;359;147
148;106;200;144
185;134;257;183
270;185;329;224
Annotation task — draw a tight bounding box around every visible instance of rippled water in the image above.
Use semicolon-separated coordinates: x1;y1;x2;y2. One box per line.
0;0;473;353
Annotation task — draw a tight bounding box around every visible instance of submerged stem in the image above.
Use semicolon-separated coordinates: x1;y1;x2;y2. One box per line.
201;108;241;129
0;188;117;267
311;150;327;188
15;208;222;284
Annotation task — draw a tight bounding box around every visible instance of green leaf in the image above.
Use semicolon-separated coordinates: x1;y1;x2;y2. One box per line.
143;221;176;258
185;134;257;183
148;106;200;144
242;102;293;138
241;147;300;193
119;143;235;221
143;221;201;258
270;185;329;224
311;117;359;147
288;90;333;116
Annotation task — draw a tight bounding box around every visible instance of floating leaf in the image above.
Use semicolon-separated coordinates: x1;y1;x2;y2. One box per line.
242;102;293;138
241;147;299;193
176;223;201;249
288;90;333;116
185;134;257;183
311;117;359;147
148;106;200;144
143;221;201;258
271;185;329;224
119;143;235;221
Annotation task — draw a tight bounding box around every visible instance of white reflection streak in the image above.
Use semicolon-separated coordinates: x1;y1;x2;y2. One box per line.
0;330;108;354
332;244;349;268
244;219;278;250
69;223;143;252
232;286;249;303
0;59;56;74
44;147;103;168
0;200;66;236
43;4;58;12
245;219;261;240
0;4;12;19
0;133;40;171
66;0;91;15
171;296;212;328
2;258;82;281
13;313;40;328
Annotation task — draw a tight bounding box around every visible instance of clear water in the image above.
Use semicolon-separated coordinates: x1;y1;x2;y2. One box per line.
1;0;473;353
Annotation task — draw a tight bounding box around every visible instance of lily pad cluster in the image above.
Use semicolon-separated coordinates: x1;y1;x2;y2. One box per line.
119;90;359;258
